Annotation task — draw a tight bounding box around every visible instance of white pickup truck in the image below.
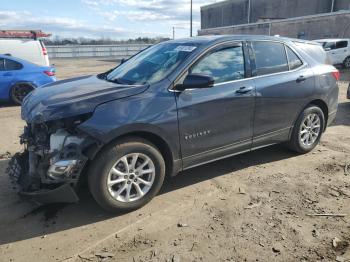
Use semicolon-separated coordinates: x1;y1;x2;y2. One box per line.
315;38;350;68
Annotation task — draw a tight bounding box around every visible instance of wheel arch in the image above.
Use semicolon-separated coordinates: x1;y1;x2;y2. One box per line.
307;99;329;129
88;128;181;178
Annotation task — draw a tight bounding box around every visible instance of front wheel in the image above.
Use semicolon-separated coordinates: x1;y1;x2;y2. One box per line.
88;137;165;213
287;105;325;154
10;83;34;105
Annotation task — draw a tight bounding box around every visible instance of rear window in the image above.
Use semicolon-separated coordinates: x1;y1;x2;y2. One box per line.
336;41;348;49
252;41;288;76
4;59;22;70
294;42;330;64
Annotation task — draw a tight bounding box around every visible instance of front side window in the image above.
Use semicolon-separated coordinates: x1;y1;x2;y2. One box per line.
286;46;303;70
5;59;22;70
190;45;245;84
106;42;200;85
322;41;336;50
336;41;348;49
252;42;288;76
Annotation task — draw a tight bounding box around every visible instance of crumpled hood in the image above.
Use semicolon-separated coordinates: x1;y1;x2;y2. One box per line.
21;75;149;123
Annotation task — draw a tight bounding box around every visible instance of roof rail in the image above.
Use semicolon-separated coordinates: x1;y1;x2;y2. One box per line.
0;30;51;40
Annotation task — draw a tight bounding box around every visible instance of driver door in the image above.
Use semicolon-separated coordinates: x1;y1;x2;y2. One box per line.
175;42;255;169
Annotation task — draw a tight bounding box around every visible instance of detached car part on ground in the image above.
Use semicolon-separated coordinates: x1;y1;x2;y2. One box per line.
7;35;339;212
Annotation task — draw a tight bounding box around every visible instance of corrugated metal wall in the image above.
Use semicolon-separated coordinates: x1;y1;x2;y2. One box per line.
47;44;151;59
199;12;350;40
201;0;348;29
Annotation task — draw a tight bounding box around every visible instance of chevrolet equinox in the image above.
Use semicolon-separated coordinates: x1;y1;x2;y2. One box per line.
7;35;339;212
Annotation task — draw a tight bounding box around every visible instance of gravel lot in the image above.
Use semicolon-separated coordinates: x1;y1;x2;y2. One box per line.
0;59;349;262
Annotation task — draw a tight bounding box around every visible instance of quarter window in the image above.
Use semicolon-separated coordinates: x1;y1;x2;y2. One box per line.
190;45;245;84
4;59;22;70
286;46;303;70
252;42;288;76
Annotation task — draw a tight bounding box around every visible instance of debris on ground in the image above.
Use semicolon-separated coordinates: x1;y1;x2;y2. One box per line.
332;237;349;251
95;252;115;258
0;151;11;159
238;187;246;194
177;223;189;228
306;213;347;217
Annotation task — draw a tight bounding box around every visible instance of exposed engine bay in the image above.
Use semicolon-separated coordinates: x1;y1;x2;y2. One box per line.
7;114;99;204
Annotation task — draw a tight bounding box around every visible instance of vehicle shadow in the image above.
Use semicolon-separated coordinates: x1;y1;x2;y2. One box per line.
0;145;297;245
331;101;350;127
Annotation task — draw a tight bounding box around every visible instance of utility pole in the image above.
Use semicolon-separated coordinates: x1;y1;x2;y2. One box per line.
173;26;175;39
247;0;251;23
190;0;193;37
331;0;335;12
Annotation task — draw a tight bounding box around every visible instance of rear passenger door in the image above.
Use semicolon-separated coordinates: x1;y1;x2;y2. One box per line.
0;58;14;99
250;41;314;148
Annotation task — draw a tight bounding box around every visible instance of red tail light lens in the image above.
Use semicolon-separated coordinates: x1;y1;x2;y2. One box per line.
332;70;340;81
42;47;47;56
44;70;55;76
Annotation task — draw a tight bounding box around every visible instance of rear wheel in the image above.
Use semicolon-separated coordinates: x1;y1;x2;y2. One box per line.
88;137;165;213
343;56;350;69
287;105;325;154
10;83;34;105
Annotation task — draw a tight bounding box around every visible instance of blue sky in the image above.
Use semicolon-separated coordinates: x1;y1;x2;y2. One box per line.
0;0;219;39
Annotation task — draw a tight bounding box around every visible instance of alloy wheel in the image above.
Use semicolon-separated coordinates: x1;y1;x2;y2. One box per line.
107;153;155;202
299;113;321;147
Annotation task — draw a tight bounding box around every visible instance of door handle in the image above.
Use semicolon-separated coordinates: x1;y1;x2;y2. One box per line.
296;76;306;83
235;86;253;94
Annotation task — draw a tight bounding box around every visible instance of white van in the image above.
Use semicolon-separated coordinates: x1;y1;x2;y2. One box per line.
0;39;50;66
315;38;350;68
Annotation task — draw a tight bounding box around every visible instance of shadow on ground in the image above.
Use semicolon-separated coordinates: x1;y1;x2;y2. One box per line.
0;145;297;245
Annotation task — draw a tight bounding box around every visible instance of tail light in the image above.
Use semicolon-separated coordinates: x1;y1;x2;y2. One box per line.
44;70;55;76
331;70;340;81
42;47;47;56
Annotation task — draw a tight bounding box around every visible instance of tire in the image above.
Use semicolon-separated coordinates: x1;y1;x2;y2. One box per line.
343;56;350;69
88;137;165;213
10;82;34;105
287;105;325;154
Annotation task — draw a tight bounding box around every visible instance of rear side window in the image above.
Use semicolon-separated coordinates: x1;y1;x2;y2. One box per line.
336;41;348;49
252;42;288;76
0;59;5;71
286;46;303;70
294;42;330;64
190;45;245;84
322;42;336;50
4;59;22;70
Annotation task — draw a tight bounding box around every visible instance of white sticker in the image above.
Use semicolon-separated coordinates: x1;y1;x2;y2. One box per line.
174;45;197;52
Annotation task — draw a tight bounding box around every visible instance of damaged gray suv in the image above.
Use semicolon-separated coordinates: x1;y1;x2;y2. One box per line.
7;35;339;212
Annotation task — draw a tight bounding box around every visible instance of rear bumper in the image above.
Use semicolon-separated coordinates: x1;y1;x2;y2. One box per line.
7;152;79;204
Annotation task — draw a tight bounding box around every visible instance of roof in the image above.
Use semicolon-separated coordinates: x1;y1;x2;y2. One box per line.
170;34;316;46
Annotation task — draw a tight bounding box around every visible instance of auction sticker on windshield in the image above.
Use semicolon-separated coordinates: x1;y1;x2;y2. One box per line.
174;46;197;52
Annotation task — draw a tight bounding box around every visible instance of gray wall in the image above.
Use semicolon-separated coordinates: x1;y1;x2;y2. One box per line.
201;0;349;29
199;12;350;40
47;44;151;59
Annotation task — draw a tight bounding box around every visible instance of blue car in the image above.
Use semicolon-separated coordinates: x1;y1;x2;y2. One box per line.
0;54;56;104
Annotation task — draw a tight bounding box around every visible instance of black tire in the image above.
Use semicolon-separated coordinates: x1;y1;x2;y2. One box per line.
287;105;325;154
10;82;34;105
343;56;350;69
88;137;165;213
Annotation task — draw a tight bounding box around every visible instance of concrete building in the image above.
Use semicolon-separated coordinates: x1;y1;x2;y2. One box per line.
199;0;350;40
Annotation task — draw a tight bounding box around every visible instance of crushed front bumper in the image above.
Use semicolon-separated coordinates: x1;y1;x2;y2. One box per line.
7;152;80;204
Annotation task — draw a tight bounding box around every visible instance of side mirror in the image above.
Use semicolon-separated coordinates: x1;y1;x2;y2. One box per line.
176;74;214;91
324;47;331;51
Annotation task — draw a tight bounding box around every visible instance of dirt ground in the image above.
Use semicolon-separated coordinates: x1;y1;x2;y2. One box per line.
0;58;349;262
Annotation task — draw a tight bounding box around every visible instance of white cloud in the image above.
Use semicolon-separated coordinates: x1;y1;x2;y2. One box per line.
0;10;168;38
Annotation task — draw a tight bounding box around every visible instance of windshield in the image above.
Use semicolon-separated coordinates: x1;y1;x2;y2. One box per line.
106;42;199;85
